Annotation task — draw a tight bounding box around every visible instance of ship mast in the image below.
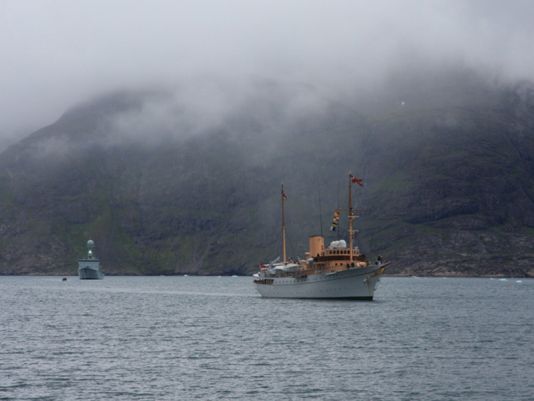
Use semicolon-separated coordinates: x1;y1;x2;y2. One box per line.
281;184;287;264
348;173;355;263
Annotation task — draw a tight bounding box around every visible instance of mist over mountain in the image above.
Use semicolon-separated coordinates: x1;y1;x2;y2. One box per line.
3;1;534;139
1;65;533;276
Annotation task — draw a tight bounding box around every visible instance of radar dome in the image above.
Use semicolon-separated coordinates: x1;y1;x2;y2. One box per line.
87;240;95;249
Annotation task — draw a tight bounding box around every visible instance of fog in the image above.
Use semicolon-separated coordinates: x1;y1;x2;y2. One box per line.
1;0;534;141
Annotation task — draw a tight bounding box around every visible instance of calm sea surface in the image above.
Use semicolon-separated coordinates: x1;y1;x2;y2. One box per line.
0;276;532;401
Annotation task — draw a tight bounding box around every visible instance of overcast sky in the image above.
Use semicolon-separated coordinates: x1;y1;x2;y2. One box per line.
1;0;534;138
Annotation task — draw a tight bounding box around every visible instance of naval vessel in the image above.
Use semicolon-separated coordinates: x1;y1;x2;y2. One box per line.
78;240;103;280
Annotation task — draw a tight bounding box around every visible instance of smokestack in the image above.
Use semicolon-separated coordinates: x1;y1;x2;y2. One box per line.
309;235;324;258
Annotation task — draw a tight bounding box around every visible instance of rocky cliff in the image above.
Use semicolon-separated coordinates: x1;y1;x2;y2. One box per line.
1;70;533;276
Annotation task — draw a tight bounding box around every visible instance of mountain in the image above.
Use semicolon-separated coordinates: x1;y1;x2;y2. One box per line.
1;69;534;276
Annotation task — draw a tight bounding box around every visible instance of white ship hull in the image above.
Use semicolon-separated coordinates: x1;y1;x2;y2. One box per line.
254;264;385;300
78;259;103;280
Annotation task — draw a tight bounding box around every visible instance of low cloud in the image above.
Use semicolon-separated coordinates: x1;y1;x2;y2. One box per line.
1;0;534;139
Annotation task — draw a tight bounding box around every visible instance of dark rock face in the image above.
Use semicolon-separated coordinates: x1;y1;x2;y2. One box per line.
1;73;533;276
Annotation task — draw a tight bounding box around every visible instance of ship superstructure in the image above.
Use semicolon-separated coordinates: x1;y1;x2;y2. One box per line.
78;240;103;280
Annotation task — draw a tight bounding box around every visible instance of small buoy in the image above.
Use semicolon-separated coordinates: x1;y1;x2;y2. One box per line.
62;277;67;282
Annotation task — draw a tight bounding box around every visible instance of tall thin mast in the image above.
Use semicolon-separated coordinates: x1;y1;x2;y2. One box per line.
336;180;341;240
281;184;287;264
348;173;354;263
318;190;324;237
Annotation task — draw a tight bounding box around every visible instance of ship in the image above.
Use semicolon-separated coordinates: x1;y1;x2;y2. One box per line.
78;240;104;280
254;174;389;300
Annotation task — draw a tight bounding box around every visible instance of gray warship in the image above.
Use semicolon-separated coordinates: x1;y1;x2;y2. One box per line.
78;240;103;280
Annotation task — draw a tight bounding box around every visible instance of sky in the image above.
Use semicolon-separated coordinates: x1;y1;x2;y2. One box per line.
1;0;534;140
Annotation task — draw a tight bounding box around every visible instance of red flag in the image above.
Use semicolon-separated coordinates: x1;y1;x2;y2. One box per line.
350;174;364;187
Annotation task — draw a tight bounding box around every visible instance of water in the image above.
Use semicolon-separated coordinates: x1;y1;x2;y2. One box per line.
0;276;532;401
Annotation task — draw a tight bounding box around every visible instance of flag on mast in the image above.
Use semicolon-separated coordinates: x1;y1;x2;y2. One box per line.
350;174;364;187
330;209;341;231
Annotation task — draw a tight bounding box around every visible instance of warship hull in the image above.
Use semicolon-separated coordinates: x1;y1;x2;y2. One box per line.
254;263;386;300
78;259;103;280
